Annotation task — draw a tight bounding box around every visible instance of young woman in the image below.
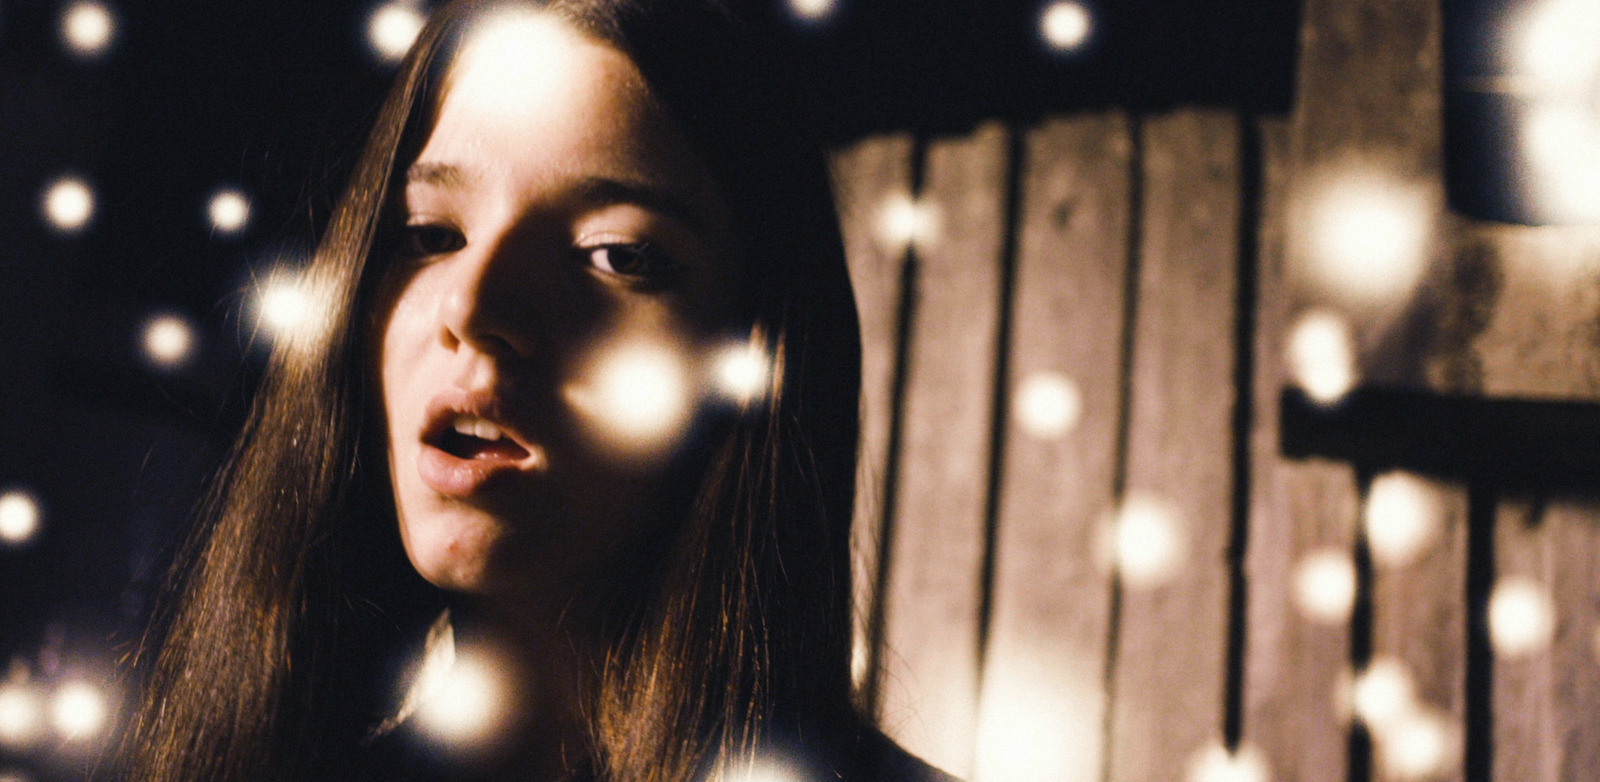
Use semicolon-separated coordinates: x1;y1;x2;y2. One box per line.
120;1;954;780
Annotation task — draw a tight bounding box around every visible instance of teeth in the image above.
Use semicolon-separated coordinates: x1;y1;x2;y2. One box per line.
451;416;505;441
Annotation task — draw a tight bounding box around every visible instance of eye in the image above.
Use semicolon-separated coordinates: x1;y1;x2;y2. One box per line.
399;223;466;257
586;243;676;281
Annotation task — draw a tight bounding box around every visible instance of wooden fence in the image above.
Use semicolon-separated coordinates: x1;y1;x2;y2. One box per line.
826;1;1600;781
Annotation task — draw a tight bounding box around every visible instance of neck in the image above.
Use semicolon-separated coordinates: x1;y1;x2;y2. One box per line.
444;595;597;781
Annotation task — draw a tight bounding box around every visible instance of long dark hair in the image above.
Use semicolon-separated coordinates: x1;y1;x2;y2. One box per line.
120;1;864;779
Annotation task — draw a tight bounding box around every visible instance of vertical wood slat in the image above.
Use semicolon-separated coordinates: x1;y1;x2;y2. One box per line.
828;133;916;699
1241;117;1358;782
1369;476;1467;782
876;122;1010;779
1286;0;1444;387
1108;110;1240;782
1494;501;1600;782
971;114;1131;782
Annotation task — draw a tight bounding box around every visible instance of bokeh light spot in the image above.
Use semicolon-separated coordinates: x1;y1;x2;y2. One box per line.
51;681;106;740
0;683;42;749
1040;1;1092;51
1488;577;1555;658
1350;657;1416;730
787;0;835;23
208;189;252;235
142;313;197;371
879;194;940;250
712;343;770;403
256;270;312;336
1363;472;1443;568
1186;742;1270;782
0;491;41;547
1516;0;1600;91
564;341;692;457
368;1;427;63
1013;371;1083;439
1102;493;1185;587
1377;709;1460;781
1286;309;1357;405
415;654;501;745
1292;548;1357;624
41;176;95;234
1303;169;1431;304
61;1;114;58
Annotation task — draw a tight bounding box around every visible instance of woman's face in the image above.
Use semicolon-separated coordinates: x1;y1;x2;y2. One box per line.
374;10;741;601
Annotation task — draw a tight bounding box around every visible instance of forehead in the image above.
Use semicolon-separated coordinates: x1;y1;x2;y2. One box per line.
417;9;711;197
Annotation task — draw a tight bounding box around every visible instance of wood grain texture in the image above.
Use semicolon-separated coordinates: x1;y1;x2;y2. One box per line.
1368;473;1467;782
1493;501;1600;782
1431;221;1600;399
877;122;1010;779
970;114;1130;782
828;133;916;702
1241;117;1358;782
1286;0;1445;388
1108;110;1239;782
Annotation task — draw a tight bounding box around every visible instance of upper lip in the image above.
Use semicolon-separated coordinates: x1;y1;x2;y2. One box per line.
420;387;540;457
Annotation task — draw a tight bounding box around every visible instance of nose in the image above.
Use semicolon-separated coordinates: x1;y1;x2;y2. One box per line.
436;238;546;360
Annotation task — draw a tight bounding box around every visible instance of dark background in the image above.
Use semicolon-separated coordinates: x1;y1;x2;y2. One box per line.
0;0;1298;776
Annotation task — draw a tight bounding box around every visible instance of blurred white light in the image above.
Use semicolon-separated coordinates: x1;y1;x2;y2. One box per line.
207;189;252;235
0;770;32;782
1350;657;1416;730
1304;170;1431;304
1516;0;1600;93
973;664;1099;782
51;682;106;740
256;270;312;336
0;684;42;749
720;759;804;782
141;313;197;371
787;0;835;22
1286;309;1357;405
879;194;940;250
1377;709;1460;781
1102;493;1185;587
1186;742;1270;782
1520;104;1600;220
368;2;427;63
415;653;501;744
1013;371;1083;439
61;2;114;58
564;341;692;457
1488;577;1556;658
712;343;770;403
1363;472;1443;569
851;634;869;689
1040;1;1092;51
1293;549;1357;624
41;176;95;233
0;491;41;547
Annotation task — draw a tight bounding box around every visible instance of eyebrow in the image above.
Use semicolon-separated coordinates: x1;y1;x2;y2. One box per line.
569;176;710;233
403;163;713;233
405;161;469;188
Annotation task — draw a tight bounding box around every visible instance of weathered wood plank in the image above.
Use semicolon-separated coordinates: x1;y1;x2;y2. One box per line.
1368;473;1466;782
1241;117;1358;782
1108;109;1239;782
1437;222;1600;399
1493;501;1600;782
877;122;1010;778
828;133;916;700
1286;0;1444;388
970;113;1130;782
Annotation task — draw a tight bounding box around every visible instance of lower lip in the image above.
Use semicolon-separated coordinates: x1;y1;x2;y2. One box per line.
417;445;531;496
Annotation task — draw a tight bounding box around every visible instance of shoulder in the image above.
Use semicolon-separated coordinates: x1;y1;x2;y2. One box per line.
853;728;964;782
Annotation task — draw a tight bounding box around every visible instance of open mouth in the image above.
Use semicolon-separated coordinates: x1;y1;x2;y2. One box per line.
433;415;533;461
